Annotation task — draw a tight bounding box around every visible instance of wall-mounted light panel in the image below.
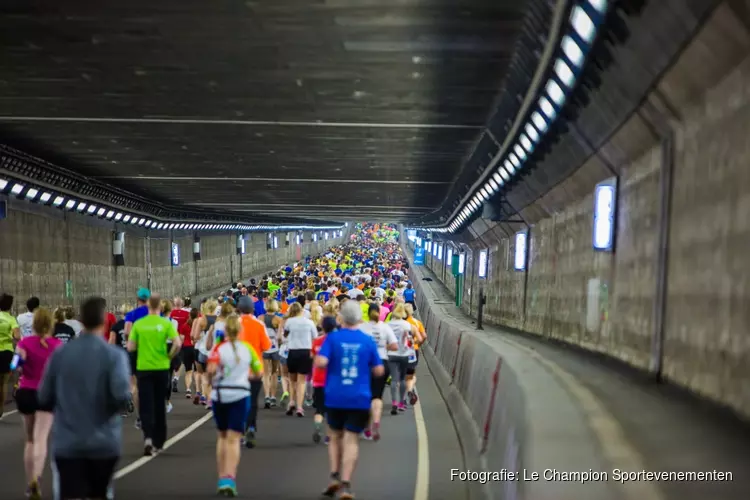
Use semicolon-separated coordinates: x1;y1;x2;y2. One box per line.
514;230;528;271
171;242;180;267
446;246;453;266
458;252;466;275
478;249;488;278
593;177;617;252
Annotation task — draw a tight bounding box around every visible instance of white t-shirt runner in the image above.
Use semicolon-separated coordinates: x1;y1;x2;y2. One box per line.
359;321;398;359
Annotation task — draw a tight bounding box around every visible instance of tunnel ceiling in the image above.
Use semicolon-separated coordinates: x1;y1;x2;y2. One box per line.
0;0;534;224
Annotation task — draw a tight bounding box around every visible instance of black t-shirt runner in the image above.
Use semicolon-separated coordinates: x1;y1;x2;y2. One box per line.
53;322;75;344
111;319;127;349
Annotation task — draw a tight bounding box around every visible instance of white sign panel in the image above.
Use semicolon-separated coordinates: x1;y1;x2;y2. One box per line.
437;244;443;260
171;242;180;266
446;247;453;266
458;253;465;275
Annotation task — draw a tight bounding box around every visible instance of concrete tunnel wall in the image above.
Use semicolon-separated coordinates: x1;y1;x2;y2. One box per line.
420;4;750;421
0;199;349;312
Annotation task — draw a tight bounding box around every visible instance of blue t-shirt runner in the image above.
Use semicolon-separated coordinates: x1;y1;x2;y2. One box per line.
319;328;382;410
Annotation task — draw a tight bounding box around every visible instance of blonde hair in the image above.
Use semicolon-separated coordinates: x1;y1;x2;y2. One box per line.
309;300;322;326
288;302;303;318
225;313;241;363
53;307;66;325
327;297;340;312
391;303;407;320
323;302;338;317
161;299;173;316
202;299;218;316
266;299;280;314
404;303;414;317
219;302;234;318
119;304;131;315
33;307;53;348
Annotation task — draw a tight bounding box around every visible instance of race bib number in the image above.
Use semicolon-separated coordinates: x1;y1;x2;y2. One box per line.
279;345;289;358
408;353;417;363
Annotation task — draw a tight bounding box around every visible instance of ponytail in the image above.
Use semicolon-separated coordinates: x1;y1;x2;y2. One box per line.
225;314;242;364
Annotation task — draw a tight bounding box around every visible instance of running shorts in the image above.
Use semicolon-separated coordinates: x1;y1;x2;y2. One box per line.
0;350;13;374
53;456;118;500
286;349;312;375
196;352;208;370
212;397;251;433
15;388;54;415
326;408;370;434
181;346;196;371
263;351;280;361
128;352;138;376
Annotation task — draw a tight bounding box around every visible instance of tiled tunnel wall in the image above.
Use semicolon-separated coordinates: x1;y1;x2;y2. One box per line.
421;5;750;420
0;205;346;311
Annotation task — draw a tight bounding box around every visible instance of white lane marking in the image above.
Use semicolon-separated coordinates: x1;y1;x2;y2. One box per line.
113;412;213;479
1;409;19;418
413;400;430;500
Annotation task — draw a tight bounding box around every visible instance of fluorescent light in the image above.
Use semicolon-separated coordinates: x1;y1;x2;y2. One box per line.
39;192;52;203
0;179;7;190
499;165;510;180
570;5;596;44
554;58;575;88
514;144;527;161
123;215;131;223
130;217;138;225
106;210;115;219
539;96;556;120
25;188;39;200
588;0;607;13
492;172;503;185
96;208;106;216
53;196;65;207
488;179;498;192
561;35;584;68
525;123;540;143
86;205;97;214
76;202;87;212
63;199;74;209
531;111;548;133
114;212;123;221
520;133;534;154
546;79;565;106
11;183;24;195
509;153;520;169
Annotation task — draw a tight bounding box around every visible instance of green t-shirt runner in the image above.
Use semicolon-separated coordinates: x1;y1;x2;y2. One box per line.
130;314;178;371
0;311;18;352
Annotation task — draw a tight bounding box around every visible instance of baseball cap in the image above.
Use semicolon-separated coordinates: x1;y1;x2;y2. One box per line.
237;296;254;314
137;287;151;301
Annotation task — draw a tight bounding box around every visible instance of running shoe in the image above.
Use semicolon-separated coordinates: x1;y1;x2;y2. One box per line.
313;421;323;444
320;480;341;497
408;389;419;406
185;389;192;399
339;486;355;500
305;398;314;408
296;408;305;418
286;405;295;416
143;439;154;456
398;402;406;412
390;403;398;416
200;395;207;406
362;429;373;441
127;397;135;413
386;375;392;385
280;391;289;404
371;422;381;442
166;401;173;413
172;378;179;393
193;391;201;405
135;418;142;430
244;427;256;449
217;478;237;497
26;478;41;500
270;396;278;407
264;397;271;409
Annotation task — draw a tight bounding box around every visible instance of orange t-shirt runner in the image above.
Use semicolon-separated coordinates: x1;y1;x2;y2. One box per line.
238;314;271;359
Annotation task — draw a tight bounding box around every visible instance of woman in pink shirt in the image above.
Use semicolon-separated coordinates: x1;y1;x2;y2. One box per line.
14;307;62;499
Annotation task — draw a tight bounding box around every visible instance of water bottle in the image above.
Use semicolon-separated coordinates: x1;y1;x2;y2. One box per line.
9;353;23;370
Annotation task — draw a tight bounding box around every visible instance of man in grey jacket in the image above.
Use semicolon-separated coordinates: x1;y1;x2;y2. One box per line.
38;296;131;500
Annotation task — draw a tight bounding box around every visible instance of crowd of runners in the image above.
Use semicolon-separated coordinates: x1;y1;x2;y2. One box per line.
0;222;427;499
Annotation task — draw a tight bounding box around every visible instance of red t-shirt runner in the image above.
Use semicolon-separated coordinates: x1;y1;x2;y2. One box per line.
311;334;327;388
170;308;190;331
179;322;193;347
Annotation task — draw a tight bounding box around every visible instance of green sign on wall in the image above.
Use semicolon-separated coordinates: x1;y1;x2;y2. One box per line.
65;280;73;299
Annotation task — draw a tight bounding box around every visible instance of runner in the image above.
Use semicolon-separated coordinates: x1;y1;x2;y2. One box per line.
311;316;337;444
124;288;151;430
315;300;384;500
385;303;419;415
282;302;317;416
13;307;62;499
127;295;181;456
404;303;426;405
192;299;218;407
16;297;39;339
359;303;398;441
207;313;263;497
180;308;198;400
260;300;283;410
0;293;20;418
